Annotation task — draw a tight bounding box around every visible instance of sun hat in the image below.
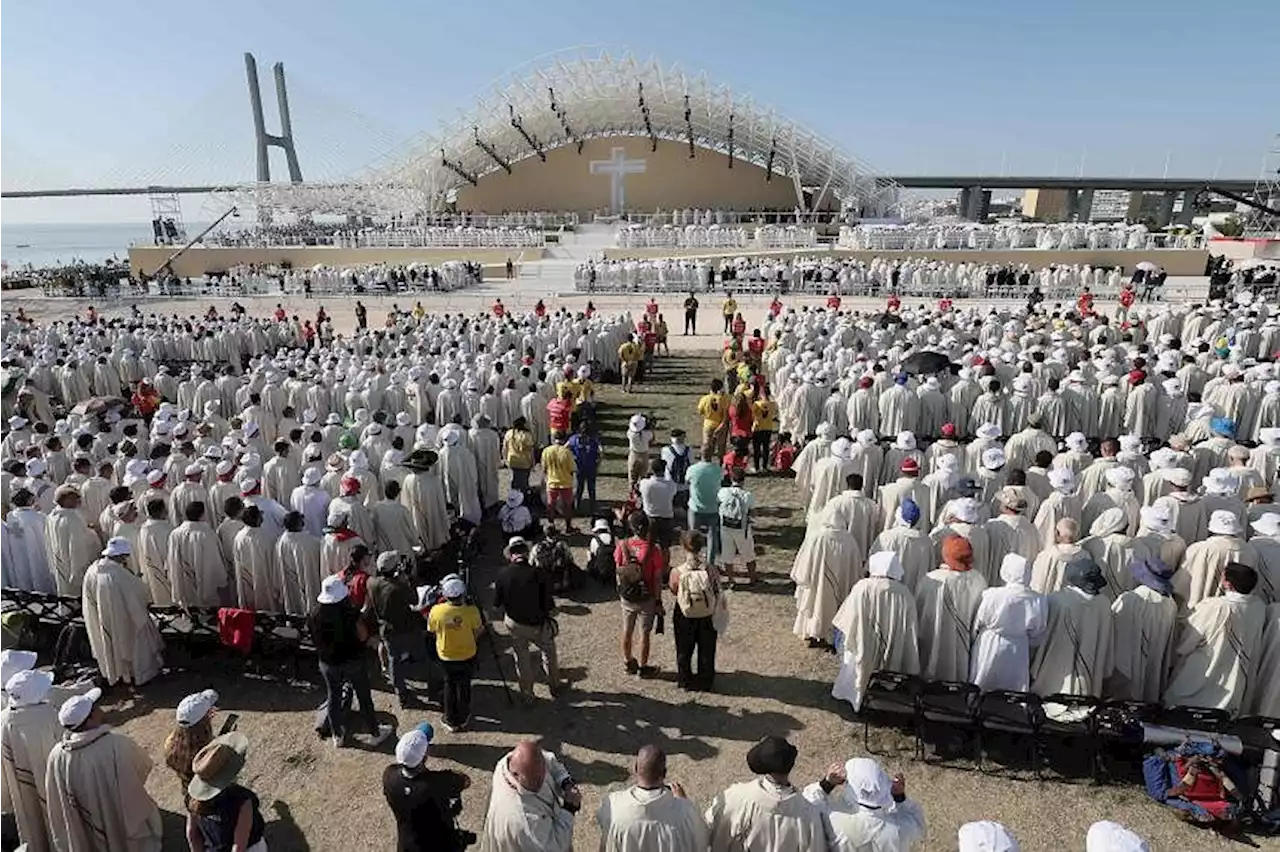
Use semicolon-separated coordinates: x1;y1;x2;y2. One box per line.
1252;513;1280;537
1207;510;1242;536
1;650;38;692
5;668;54;707
958;820;1020;852
844;757;892;809
441;576;467;600
176;689;219;727
187;732;250;802
102;537;132;558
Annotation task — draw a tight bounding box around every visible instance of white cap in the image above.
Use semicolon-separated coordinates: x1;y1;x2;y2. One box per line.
976;423;1001;441
895;431;916;451
843;757;892;808
982;447;1006;470
1162;467;1192;487
1066;432;1088;453
184;463;205;477
441;576;467;599
301;467;323;486
145;468;166;486
57;687;103;728
215;460;236;477
1139;504;1173;535
395;727;433;767
958;820;1020;852
24;458;48;477
176;689;218;726
1;650;39;693
1048;467;1075;492
1085;821;1149;852
5;668;54;707
239;478;260;495
628;414;648;433
317;574;349;604
1207;509;1242;536
1105;466;1135;489
102;536;132;558
1202;468;1236;495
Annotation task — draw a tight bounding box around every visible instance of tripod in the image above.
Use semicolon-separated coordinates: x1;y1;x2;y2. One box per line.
453;540;515;707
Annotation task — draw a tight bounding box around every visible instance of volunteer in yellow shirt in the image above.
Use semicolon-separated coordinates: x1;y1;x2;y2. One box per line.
541;436;578;533
751;390;779;472
618;337;642;393
721;293;738;334
426;575;483;731
502;417;537;491
697;378;731;456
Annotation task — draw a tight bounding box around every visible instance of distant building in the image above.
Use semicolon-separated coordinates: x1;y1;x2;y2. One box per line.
1088;190;1131;222
1022;189;1071;222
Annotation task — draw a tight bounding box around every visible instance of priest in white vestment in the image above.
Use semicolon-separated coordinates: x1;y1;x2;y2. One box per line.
275;512;324;616
1164;563;1269;714
1031;561;1113;707
5;494;56;593
877;458;931;535
233;506;281;611
916;536;987;683
371;481;420;555
705;735;828;852
44;688;162;852
470;415;502;512
439;427;482;526
401;451;451;551
805;438;859;521
290;467;331;537
81;539;164;687
1080;466;1140;538
1248;602;1280;718
793;423;834;501
870;499;934;592
1154;467;1208;545
479;741;578;852
1081;508;1148;601
595;746;708;852
801;757;927;852
1249;513;1280;604
983;489;1041;586
0;669;63;852
791;508;861;646
165;502;225;607
1107;556;1178;703
1177;510;1259;609
135;497;174;605
970;554;1047;693
832;552;921;710
44;487;100;596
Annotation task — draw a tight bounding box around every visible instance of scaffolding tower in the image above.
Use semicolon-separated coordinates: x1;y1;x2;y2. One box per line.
1245;133;1280;237
148;192;187;246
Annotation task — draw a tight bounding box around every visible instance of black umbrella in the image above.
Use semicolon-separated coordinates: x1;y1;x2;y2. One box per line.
899;351;954;376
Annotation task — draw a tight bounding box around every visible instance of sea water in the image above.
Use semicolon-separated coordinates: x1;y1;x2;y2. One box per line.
1;222;158;269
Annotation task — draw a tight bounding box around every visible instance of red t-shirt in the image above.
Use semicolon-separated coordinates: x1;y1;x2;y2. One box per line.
938;298;953;312
1119;288;1135;307
769;300;782;318
772;444;797;471
535;304;546;317
274;308;286;321
722;450;748;476
646;301;659;316
493;303;505;317
747;337;765;358
731;317;746;337
887;295;901;311
614;537;664;593
729;405;754;439
547;398;572;433
826;296;842;310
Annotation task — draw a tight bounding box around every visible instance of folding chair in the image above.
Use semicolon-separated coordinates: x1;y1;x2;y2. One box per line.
916;680;980;764
859;671;922;754
1156;705;1233;735
1039;693;1101;780
977;690;1043;777
1094;699;1160;784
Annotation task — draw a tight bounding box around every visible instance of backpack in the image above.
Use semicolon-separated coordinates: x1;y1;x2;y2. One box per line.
616;543;651;603
719;488;749;530
667;445;692;484
588;533;616;583
343;568;370;608
677;566;716;618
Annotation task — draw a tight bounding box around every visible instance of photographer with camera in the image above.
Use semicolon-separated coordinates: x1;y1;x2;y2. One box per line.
494;537;562;703
383;724;475;852
367;551;427;709
480;740;579;852
426;575;483;733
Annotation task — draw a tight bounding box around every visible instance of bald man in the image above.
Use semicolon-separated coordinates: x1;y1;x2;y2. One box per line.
480;741;578;851
596;746;707;852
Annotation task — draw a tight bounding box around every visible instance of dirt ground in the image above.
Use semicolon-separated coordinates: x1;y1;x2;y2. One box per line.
75;343;1274;852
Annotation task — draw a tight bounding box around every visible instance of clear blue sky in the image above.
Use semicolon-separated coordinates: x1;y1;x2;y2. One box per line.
3;0;1276;222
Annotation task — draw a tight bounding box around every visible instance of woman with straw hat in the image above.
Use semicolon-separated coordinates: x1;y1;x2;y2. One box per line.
186;732;267;852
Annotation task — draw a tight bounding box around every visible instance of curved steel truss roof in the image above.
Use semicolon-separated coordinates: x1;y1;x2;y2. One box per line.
378;50;899;212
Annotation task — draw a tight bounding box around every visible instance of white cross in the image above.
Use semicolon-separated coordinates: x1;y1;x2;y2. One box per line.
589;147;646;212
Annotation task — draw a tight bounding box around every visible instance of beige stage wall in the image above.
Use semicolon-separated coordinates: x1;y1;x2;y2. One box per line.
127;246;537;278
456;136;804;215
601;247;1210;276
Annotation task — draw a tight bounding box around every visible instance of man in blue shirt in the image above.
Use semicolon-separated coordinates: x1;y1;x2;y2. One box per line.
685;447;725;564
566;421;602;515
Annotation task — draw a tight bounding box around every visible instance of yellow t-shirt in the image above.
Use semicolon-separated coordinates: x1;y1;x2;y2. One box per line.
541;443;576;489
503;429;535;469
619;342;641;364
555;379;582;409
575;379;594;404
752;399;778;431
427;601;481;661
697;392;729;429
722;298;738;316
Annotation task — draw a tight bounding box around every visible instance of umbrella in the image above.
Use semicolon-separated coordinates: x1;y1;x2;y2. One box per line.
873;311;906;327
71;396;131;418
1135;261;1160;272
900;351;954;376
